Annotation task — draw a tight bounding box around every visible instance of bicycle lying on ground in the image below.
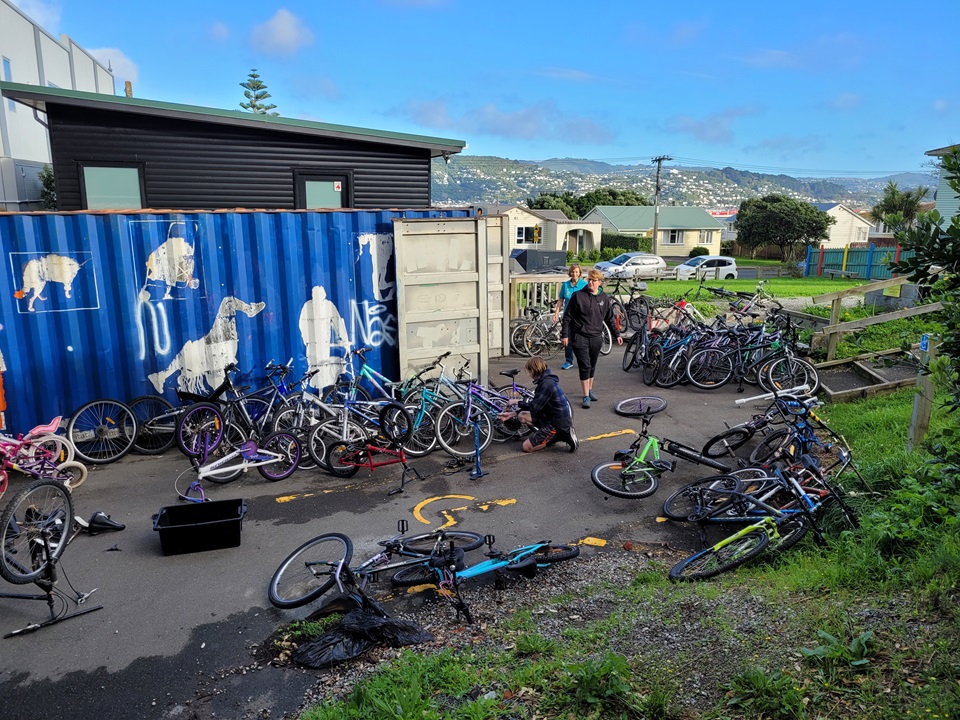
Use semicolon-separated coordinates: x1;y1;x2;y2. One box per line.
394;534;580;623
592;396;737;500
268;520;485;609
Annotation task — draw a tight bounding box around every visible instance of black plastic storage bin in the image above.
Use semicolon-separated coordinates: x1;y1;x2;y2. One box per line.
153;498;247;555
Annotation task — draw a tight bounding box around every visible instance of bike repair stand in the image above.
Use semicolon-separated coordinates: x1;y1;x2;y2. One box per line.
470;421;488;481
0;534;103;638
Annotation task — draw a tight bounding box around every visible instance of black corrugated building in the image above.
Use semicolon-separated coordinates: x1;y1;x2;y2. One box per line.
0;82;465;211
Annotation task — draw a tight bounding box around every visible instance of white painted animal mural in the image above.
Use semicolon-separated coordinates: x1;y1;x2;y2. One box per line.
299;285;352;390
148;296;265;394
14;254;86;312
139;231;200;301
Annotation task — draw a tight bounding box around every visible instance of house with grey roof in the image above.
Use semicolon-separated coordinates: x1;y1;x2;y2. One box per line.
475;204;601;255
580;205;723;257
925;144;960;221
811;202;872;248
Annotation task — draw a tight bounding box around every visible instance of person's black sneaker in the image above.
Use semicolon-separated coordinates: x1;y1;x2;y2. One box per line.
568;427;579;453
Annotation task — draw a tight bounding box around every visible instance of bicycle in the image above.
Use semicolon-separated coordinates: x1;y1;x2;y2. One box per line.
322;431;423;494
393;534;580;623
268;520;485;609
591;399;739;500
667;451;859;581
65;398;138;465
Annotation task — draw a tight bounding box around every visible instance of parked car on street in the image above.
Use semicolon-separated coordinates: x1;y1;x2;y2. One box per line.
594;252;667;279
675;255;739;280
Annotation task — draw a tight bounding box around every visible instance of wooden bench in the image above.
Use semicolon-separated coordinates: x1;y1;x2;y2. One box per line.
825;269;859;280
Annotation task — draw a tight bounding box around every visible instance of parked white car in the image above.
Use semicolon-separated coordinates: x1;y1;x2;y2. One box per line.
594;252;667;280
675;255;739;281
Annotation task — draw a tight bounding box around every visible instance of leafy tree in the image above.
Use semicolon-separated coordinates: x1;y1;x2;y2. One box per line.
527;188;650;219
526;191;578;220
890;148;960;410
734;194;835;261
239;69;279;116
870;181;929;231
37;164;56;210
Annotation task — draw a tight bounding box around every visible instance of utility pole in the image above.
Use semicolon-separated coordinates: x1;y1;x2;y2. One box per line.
651;155;672;255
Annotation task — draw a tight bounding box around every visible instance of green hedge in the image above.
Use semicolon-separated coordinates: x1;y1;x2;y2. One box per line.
600;232;652;253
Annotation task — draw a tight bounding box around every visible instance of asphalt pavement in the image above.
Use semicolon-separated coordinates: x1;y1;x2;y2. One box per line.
0;346;778;720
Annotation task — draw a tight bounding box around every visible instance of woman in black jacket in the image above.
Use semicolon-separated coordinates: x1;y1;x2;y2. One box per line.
560;268;622;408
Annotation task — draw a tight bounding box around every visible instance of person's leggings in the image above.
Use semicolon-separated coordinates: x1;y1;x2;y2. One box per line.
571;334;603;381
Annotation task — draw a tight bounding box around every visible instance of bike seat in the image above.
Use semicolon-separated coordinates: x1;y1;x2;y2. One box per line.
500;369;521;378
28;416;62;436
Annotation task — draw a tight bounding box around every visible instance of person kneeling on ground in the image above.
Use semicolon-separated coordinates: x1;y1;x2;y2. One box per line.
498;356;579;453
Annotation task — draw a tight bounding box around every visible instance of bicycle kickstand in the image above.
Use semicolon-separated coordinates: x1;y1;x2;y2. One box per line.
389;464;425;496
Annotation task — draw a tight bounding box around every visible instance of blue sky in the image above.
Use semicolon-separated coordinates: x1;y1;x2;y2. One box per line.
12;0;959;176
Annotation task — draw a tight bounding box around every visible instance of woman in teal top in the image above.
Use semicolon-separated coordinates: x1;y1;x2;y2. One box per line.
554;264;586;369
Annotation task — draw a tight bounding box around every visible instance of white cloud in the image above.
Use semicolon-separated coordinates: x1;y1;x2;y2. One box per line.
9;0;61;32
88;48;138;88
251;9;314;56
665;106;760;144
210;21;230;42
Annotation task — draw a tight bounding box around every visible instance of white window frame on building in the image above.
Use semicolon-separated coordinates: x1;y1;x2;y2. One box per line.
698;229;712;244
663;229;683;245
516;225;541;244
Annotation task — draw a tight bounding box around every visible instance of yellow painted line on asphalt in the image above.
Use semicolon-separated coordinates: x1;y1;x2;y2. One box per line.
578;536;608;547
275;482;368;503
413;494;476;524
586;429;637;441
477;498;517;512
414;495;518;526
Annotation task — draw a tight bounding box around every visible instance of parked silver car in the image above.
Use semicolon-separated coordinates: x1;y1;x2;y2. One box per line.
594;252;667;279
675;255;739;280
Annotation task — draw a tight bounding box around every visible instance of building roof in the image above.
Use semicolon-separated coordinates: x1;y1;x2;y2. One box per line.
812;202;840;212
529;208;573;222
0;81;466;157
925;144;959;156
586;205;723;231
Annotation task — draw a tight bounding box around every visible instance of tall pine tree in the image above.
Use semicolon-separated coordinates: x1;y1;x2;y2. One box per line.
239;69;279;116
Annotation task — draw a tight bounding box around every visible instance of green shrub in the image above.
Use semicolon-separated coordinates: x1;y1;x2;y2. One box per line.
601;232;652;253
720;667;805;719
688;246;710;258
601;246;630;261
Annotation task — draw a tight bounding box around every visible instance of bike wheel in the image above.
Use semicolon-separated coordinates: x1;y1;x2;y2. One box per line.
767;515;811;554
661;475;742;522
325;441;362;478
257;431;302;481
765;357;821;396
66;398;137;465
614;396;667;417
402;405;438;457
530;543;580;564
435;402;493;459
268;532;354;609
702;427;753;458
175;402;225;458
641;343;662;386
749;429;793;465
655;347;688;388
403;530;485;554
610;299;628;334
321;382;372;405
622;333;642;372
54;461;87;490
600;322;613;356
685;349;734;390
390;563;440;587
203;423;248;483
510;322;532;356
591;461;660;499
26;434;75;464
378;402;413;445
0;478;74;584
668;529;769;582
129;395;177;455
307;418;366;468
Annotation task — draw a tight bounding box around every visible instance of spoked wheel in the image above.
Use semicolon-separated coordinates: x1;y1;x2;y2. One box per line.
591;462;660;499
391;563;441;587
614;396;667;417
25;434;75;464
268;533;353;609
765;357;821;396
529;544;580;564
257;431;302;481
54;461;88;491
668;529;769;581
66;399;137;465
600;322;613;356
378;402;413;445
767;515;811;554
661;475;742;522
402;530;485;554
435;402;493;458
641;343;663;386
128;395;177;455
655;348;688;388
701;426;754;459
0;478;74;584
306;418;366;468
685;349;734;390
749;429;793;465
622;333;642;372
175;402;225;458
325;441;362;478
403;405;438;457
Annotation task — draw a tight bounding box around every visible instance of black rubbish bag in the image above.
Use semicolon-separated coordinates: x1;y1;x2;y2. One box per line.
292;627;375;668
339;608;434;648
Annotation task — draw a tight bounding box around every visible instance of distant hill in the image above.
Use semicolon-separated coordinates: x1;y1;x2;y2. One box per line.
431;155;935;213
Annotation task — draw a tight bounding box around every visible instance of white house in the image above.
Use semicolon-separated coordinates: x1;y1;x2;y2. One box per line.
0;0;115;210
925;144;960;221
813;203;872;248
476;204;601;254
580;205;723;257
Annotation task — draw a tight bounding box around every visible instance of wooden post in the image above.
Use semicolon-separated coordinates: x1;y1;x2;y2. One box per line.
817;246;825;276
826;297;842;360
907;337;936;452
